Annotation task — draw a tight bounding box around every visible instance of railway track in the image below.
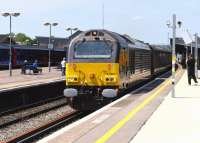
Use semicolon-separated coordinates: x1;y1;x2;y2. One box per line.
0;96;64;117
0;97;76;143
5;111;86;143
0;105;79;143
0;98;92;143
0;98;67;128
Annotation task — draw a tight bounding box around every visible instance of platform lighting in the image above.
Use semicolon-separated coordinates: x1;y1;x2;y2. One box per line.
1;12;20;76
166;14;182;85
166;20;171;28
66;28;78;36
65;28;78;59
195;33;199;78
43;22;58;72
177;21;182;28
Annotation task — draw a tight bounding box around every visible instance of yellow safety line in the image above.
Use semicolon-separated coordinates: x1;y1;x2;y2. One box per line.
95;78;172;143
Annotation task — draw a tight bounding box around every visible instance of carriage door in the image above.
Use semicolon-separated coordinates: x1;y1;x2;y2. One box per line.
119;47;128;88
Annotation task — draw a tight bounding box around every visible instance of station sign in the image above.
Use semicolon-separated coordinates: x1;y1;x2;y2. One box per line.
48;44;53;49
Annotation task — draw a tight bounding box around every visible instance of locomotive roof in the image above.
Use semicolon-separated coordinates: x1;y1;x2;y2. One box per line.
151;44;171;53
122;34;151;50
78;30;151;50
104;30;128;47
71;30;171;52
79;29;128;48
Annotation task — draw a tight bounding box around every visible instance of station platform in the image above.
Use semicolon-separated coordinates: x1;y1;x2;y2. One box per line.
0;67;65;93
38;70;192;143
131;70;200;143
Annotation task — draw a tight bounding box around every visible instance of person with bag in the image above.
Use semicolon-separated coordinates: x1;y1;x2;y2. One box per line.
187;54;198;85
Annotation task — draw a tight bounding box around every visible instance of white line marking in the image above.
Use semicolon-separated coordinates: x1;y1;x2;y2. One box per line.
92;114;111;124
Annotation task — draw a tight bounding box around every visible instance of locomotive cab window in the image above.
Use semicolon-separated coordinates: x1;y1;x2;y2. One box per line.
74;41;113;59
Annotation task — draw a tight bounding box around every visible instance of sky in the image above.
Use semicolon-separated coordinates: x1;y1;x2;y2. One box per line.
0;0;200;44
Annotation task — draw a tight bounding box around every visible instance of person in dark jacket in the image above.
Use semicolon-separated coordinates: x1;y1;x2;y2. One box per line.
187;54;198;85
32;60;38;69
21;60;28;74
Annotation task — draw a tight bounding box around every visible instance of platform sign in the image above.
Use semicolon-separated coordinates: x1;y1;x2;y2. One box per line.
48;44;53;50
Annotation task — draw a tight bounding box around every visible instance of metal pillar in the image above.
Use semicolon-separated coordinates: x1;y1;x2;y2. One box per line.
102;3;104;29
48;24;52;72
172;14;176;85
195;33;198;78
9;15;12;76
185;44;188;69
2;12;20;76
167;31;170;45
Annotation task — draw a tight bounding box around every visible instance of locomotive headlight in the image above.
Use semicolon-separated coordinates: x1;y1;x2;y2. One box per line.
110;77;114;81
104;75;117;83
67;76;79;83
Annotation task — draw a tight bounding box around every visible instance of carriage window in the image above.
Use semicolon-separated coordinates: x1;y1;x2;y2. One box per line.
74;41;112;58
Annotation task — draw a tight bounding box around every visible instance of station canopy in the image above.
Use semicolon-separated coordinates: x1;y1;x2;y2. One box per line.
0;34;16;44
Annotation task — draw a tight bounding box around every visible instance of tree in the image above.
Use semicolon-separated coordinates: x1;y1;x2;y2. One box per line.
31;38;38;45
15;33;32;45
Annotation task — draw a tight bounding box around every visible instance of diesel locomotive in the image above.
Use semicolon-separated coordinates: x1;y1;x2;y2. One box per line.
63;30;171;110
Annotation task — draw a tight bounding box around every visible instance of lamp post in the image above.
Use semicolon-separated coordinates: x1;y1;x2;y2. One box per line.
195;33;198;78
65;28;78;59
44;22;58;72
167;14;182;85
1;12;20;76
186;29;194;55
66;28;78;36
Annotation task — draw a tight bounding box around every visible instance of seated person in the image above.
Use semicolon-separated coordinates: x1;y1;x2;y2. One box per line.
31;60;42;74
32;60;38;69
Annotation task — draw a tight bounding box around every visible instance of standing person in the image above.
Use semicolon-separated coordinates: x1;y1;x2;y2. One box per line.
187;54;198;85
21;60;28;74
181;56;186;69
61;57;66;76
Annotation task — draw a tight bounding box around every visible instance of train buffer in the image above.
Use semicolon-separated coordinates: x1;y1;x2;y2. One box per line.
0;67;65;93
38;70;200;143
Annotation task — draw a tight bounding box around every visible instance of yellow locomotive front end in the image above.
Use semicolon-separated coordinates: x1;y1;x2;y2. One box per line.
63;30;121;110
66;63;119;95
